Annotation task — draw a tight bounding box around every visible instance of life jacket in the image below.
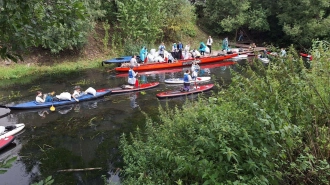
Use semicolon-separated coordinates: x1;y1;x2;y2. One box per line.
128;70;134;78
183;73;189;83
160;45;165;51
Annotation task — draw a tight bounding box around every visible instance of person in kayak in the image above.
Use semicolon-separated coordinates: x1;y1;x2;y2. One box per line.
36;91;46;103
127;65;138;88
181;69;192;92
192;49;201;59
72;86;84;102
130;55;140;67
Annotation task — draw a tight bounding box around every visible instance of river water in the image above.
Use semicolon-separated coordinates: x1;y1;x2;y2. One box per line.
0;60;243;185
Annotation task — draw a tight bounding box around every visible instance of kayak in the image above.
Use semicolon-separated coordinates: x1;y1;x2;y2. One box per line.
231;54;248;60
164;77;211;84
102;56;132;65
115;53;238;72
259;57;270;64
156;84;214;98
299;53;313;61
108;82;159;94
0;123;25;139
0;135;15;150
115;61;235;77
1;89;111;110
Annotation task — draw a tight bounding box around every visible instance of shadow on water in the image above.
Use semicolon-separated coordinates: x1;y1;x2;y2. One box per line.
0;61;242;184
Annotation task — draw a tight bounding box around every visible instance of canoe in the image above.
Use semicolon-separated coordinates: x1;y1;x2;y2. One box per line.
0;135;15;150
0;123;25;139
108;82;159;94
102;56;132;64
231;54;248;61
1;89;111;110
156;84;214;98
165;77;211;84
115;53;238;72
259;57;270;64
115;61;235;77
299;53;313;61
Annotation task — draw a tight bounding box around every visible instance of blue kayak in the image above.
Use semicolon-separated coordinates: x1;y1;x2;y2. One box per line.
1;89;111;110
102;56;132;65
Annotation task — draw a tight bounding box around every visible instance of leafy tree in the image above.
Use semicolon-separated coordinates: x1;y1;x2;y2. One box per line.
115;0;166;44
162;0;197;39
120;41;330;184
203;0;269;34
0;0;104;61
276;0;330;46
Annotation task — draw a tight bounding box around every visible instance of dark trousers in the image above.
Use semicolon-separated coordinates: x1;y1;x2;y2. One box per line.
183;82;190;91
178;49;182;59
207;45;211;54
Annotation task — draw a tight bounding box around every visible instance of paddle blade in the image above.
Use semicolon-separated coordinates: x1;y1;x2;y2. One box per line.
50;105;55;111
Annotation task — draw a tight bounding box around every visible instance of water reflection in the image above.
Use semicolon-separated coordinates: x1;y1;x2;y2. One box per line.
129;93;139;109
38;110;49;118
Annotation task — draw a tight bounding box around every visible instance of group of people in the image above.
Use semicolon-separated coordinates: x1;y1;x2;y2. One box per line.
36;86;86;103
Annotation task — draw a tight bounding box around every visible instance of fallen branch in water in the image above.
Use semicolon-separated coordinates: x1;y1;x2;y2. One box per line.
57;167;102;172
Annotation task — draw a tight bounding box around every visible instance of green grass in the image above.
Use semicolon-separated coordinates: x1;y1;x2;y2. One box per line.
0;58;105;80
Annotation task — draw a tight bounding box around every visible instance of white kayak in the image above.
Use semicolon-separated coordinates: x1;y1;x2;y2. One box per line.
165;77;211;84
231;54;248;60
259;57;270;64
0;123;25;139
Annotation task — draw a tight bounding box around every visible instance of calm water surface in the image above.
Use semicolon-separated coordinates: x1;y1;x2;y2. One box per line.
0;60;243;185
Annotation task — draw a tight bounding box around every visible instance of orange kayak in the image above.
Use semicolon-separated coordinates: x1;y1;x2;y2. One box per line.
115;53;238;72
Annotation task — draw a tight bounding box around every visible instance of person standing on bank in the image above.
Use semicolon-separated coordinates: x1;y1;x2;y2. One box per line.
159;42;166;58
238;30;244;41
222;37;229;53
177;42;184;59
139;46;147;63
206;36;213;55
199;42;206;56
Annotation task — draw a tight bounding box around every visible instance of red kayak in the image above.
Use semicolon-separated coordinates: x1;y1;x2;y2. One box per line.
156;84;214;98
116;61;235;77
115;53;238;72
300;53;313;60
0;135;15;150
109;82;159;94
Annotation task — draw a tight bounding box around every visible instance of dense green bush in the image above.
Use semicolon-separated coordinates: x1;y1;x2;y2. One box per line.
0;0;104;60
120;41;330;184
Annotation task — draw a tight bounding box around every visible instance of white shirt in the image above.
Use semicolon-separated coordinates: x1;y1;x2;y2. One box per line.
36;96;45;103
207;38;213;46
130;57;138;66
128;69;138;85
184;45;190;52
72;90;81;98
